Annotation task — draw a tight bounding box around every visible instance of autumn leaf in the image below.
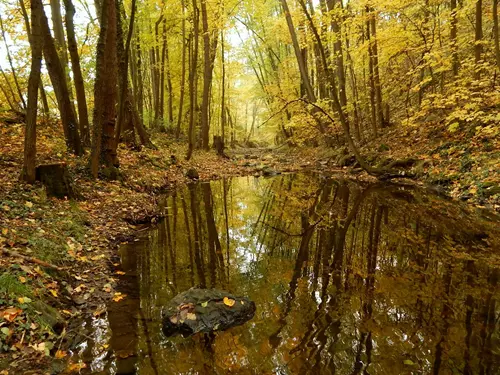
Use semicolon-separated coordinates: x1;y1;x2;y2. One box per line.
25;201;33;208
201;301;208;308
1;307;22;322
115;270;126;275
223;297;235;307
186;312;197;320
112;293;126;302
18;276;26;283
49;289;58;297
65;363;87;373
55;350;67;359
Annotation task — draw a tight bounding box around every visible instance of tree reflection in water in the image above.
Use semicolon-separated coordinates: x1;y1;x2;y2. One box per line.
78;173;500;375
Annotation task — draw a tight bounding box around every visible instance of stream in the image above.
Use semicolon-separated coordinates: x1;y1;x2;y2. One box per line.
73;173;500;374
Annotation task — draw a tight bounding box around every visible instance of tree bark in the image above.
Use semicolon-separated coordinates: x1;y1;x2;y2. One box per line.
64;0;91;146
494;0;500;70
200;0;218;150
22;0;43;183
176;0;187;138
280;0;316;103
450;0;459;77
186;0;200;160
475;0;483;79
40;4;82;155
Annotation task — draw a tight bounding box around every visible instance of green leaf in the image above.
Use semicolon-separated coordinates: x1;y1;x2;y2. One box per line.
1;327;10;336
201;301;208;308
403;359;415;366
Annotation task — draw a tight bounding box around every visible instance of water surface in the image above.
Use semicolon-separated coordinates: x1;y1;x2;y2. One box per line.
76;173;500;374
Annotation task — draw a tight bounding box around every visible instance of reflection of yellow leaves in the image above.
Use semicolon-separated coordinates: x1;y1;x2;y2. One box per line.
223;297;235;307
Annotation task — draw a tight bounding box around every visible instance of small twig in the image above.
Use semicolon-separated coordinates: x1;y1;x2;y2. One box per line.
1;248;63;271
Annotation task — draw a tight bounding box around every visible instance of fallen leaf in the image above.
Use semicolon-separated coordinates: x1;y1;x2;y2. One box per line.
1;307;22;322
112;293;126;302
25;201;33;208
201;301;208;308
115;271;126;275
186;312;197;320
49;289;58;298
223;297;235;307
55;350;67;359
66;363;87;372
18;276;27;283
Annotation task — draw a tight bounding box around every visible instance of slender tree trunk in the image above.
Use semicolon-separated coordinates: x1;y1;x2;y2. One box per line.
280;0;316;102
160;17;166;123
22;0;43;183
165;32;174;126
115;0;137;144
136;30;144;119
200;0;218;150
50;0;76;115
221;29;226;146
451;0;459;76
64;0;91;146
494;0;500;70
40;4;82;155
176;0;187;138
475;0;483;79
186;0;199;160
369;7;384;129
0;14;27;110
39;81;50;118
326;0;347;109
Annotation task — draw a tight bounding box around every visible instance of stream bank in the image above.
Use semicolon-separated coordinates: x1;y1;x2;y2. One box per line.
0;117;499;373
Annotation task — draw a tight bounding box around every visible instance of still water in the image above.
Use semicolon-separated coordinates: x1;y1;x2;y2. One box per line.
75;173;500;374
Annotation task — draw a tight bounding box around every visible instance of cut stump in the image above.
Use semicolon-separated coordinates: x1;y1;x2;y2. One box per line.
35;163;76;199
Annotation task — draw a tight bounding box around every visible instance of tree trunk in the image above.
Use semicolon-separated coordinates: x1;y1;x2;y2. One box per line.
22;0;43;183
369;7;384;129
326;0;348;109
0;14;27;110
115;0;136;145
221;29;226;145
475;0;483;79
280;0;316;103
450;0;459;76
90;0;118;177
186;0;199;160
176;0;187;138
50;0;76;115
40;4;82;155
200;0;218;150
494;0;500;70
64;0;91;146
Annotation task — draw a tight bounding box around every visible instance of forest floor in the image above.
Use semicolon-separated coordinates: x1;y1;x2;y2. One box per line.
0;114;499;374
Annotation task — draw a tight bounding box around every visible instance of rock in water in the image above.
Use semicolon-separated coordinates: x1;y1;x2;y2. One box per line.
162;288;256;337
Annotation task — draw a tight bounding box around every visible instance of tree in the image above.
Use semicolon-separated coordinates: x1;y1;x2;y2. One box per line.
21;0;43;183
40;2;82;155
63;0;91;146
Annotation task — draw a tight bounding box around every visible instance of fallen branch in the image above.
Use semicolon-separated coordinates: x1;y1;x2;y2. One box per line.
1;248;63;271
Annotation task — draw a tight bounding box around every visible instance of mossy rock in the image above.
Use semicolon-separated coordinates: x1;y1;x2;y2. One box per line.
186;168;199;180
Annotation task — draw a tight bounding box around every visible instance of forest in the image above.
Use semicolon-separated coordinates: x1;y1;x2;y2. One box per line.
0;0;499;373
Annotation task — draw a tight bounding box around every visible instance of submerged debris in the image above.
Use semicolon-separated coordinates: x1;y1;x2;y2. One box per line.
162;288;256;337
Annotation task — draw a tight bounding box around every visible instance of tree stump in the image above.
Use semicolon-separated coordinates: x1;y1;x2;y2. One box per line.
35;163;76;199
213;135;229;158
